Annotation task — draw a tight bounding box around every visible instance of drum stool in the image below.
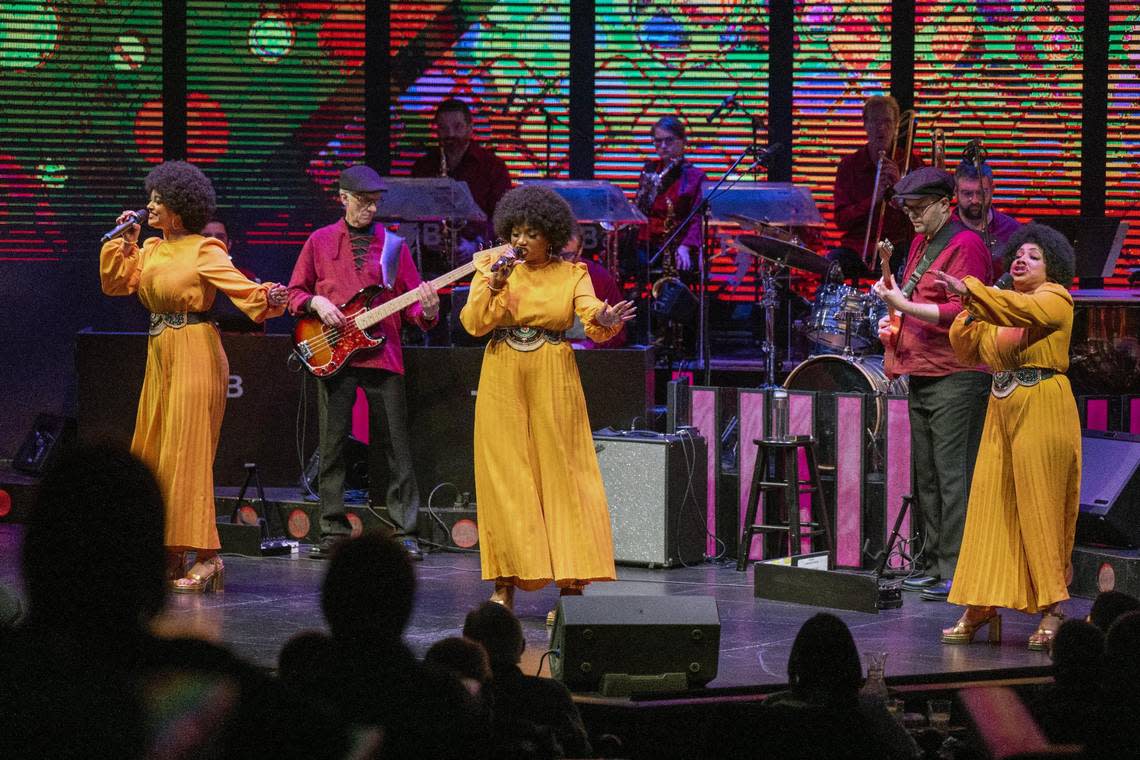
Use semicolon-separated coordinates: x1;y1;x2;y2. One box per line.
736;435;834;571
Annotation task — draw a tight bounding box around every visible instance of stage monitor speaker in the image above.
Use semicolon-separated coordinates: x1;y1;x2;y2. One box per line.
1077;430;1140;548
300;435;370;492
14;414;75;475
594;432;707;568
549;595;720;694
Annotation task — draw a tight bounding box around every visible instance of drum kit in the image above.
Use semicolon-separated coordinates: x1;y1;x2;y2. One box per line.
734;230;907;421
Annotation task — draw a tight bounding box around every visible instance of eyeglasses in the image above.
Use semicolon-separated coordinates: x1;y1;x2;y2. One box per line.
899;198;942;218
349;193;382;207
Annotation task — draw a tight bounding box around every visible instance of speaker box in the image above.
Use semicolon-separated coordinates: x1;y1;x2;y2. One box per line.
14;414;75;475
1077;430;1140;548
549;595;720;693
594;432;707;568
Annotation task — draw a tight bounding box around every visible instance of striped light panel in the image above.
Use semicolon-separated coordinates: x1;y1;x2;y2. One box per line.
792;0;892;263
1107;9;1140;287
914;4;1083;231
186;1;365;250
596;0;770;300
389;2;571;180
0;1;162;260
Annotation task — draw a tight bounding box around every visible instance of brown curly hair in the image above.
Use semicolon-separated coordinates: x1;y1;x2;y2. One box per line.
144;160;216;234
1000;222;1076;285
492;185;576;255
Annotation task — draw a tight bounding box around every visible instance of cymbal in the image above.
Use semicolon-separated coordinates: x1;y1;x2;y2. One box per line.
736;234;831;275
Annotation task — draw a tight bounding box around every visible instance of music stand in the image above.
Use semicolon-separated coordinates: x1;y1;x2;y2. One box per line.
1032;215;1128;289
376;177;487;270
702;183;824;386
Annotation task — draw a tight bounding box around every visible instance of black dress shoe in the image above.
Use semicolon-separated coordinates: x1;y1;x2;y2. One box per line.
920;579;952;601
309;537;346;559
401;538;424;561
902;575;941;591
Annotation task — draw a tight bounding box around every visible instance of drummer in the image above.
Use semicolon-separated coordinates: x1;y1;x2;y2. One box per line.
829;95;922;283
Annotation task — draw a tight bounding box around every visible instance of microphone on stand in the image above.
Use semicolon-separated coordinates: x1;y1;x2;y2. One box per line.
748;142;785;167
964;272;1012;325
705;93;737;124
100;209;148;243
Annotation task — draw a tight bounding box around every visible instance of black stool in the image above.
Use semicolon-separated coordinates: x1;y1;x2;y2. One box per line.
736;435;833;571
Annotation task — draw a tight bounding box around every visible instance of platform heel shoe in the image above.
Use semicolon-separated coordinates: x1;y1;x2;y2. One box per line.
490;581;515;611
940;606;1001;645
1028;606;1064;652
171;556;225;594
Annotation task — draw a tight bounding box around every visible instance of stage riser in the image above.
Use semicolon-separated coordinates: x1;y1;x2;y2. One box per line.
76;334;654;496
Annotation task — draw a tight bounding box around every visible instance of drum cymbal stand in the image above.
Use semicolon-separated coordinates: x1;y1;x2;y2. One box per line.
758;258;783;388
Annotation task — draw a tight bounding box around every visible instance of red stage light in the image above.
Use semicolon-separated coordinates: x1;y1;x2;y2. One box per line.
287;508;311;540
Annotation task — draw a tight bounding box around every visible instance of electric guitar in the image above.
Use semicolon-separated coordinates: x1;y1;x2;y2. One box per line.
292;246;507;376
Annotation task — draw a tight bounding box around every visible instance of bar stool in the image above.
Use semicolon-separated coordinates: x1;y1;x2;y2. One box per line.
736;435;833;571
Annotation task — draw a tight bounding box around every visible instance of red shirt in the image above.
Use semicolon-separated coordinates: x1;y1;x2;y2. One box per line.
886;223;992;378
637;160;707;250
286;219;437;374
411;141;512;241
833;145;923;256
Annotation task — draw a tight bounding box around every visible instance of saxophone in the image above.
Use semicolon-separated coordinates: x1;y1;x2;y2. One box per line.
440;145;449;177
635;156;682;215
651;198;682;299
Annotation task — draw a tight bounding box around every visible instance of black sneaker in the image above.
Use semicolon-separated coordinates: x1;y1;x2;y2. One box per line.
920;579;952;601
901;575;941;591
401;537;424;561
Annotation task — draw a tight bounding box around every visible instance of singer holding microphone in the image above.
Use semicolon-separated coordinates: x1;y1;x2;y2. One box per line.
932;223;1080;650
99;160;288;591
459;185;635;619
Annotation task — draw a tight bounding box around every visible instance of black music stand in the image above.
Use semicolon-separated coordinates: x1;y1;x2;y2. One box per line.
376;177;487;270
1032;215;1128;289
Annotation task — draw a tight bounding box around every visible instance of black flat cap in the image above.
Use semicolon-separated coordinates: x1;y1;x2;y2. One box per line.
339;164;383;193
892;166;955;201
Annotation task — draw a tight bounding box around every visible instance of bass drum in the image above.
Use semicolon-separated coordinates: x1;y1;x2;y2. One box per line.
783;354;908;438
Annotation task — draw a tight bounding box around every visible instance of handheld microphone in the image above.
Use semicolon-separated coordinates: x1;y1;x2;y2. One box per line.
749;142;784;167
101;209;148;243
964;272;1012;325
489;250;519;273
705;93;737;124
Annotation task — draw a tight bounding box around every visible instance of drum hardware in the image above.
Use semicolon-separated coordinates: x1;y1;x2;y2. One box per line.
783;354;908;441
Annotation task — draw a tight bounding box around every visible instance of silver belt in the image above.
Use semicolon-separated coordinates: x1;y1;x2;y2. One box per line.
148;311;209;336
991;368;1057;398
490;326;565;352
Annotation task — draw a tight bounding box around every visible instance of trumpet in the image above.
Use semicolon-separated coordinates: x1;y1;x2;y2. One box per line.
931;127;946;170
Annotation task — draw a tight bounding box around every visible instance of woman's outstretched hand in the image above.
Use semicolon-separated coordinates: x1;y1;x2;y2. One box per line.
931;269;967;296
597;300;637;328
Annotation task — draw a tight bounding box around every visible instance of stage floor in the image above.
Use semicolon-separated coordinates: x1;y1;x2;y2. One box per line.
0;522;1088;689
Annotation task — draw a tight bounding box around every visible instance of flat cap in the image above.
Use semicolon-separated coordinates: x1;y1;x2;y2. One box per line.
892;166;955;201
339;164;383;193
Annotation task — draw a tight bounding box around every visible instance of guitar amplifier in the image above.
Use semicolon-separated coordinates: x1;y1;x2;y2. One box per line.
594;431;707;568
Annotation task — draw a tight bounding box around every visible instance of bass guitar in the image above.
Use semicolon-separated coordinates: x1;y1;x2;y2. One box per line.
292;246;507;376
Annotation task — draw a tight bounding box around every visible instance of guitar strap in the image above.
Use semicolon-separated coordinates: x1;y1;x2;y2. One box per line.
901;219;965;298
378;227;404;289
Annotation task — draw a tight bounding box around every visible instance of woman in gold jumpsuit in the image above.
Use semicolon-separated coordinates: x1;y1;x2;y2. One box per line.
101;161;286;592
460;186;635;617
933;223;1080;650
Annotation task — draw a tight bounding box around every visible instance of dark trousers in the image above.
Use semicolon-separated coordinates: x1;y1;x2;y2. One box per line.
908;371;990;580
317;367;420;539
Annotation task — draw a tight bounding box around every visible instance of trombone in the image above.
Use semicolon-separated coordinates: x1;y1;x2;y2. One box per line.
861;109;919;271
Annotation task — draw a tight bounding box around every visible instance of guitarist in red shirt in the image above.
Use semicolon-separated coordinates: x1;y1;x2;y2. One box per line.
287;164;439;560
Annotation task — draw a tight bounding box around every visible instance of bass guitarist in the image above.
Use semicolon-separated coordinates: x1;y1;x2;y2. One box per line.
287;164;439;560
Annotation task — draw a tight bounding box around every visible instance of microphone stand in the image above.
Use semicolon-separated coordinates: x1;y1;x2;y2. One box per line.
649;144;774;385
